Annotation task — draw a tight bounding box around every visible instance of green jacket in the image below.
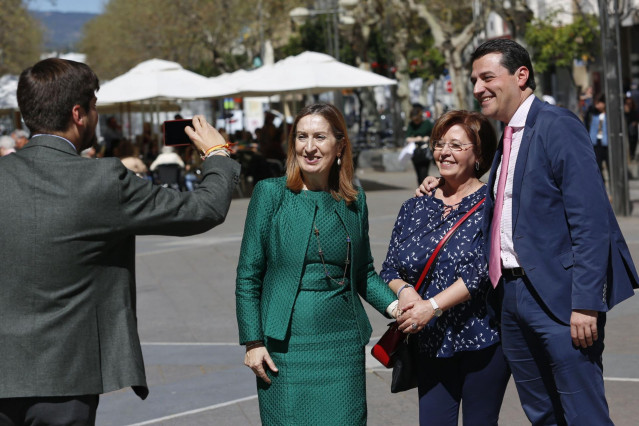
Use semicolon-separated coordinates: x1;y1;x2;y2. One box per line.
405;119;433;138
236;177;396;346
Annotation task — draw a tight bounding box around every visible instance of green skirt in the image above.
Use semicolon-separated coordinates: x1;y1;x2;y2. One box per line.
258;269;366;426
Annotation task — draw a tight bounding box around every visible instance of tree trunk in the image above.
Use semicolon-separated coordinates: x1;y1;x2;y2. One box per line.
406;0;488;109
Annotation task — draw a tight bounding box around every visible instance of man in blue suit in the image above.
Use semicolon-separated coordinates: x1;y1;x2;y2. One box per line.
422;39;639;424
468;39;638;425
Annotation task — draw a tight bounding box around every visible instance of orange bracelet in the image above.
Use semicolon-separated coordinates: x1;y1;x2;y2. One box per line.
203;142;236;157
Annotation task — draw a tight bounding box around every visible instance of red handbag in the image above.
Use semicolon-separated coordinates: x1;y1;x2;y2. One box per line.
371;197;485;368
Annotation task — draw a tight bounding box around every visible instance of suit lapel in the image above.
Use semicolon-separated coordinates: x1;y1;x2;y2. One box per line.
280;194;357;294
511;97;541;231
334;199;357;239
487;139;502;201
281;191;316;288
484;135;503;242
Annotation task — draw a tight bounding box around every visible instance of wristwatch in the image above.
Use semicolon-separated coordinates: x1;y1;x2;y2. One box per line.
428;298;443;317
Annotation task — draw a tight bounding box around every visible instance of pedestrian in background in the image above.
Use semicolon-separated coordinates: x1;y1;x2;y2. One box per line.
406;104;434;185
624;96;638;159
10;129;29;150
0;135;15;156
236;103;398;425
102;115;123;157
0;58;240;425
580;85;594;127
589;93;608;181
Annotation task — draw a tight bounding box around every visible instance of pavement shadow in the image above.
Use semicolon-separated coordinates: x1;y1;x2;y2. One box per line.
359;179;407;192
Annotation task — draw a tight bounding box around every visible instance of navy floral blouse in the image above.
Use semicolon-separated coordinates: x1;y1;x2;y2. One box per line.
380;185;500;358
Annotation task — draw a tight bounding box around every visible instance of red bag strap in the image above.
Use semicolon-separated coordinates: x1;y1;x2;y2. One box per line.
413;197;486;292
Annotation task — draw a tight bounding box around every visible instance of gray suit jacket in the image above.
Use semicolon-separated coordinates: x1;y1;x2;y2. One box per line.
0;135;240;399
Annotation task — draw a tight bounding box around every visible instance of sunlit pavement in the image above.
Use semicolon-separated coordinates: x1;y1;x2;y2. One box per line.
96;165;639;425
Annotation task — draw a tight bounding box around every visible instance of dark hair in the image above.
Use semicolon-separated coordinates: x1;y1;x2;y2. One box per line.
430;110;497;178
595;93;606;104
113;138;134;158
17;58;99;134
286;103;357;204
471;38;536;91
409;106;423;119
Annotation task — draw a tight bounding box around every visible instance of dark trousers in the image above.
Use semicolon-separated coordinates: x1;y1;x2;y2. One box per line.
417;344;510;426
501;276;611;426
593;141;609;182
0;395;98;426
412;160;431;186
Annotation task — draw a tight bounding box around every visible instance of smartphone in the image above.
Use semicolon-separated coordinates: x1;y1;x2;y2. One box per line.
163;119;193;146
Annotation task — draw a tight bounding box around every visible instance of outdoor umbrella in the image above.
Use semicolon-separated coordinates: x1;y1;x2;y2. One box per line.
211;69;252;89
96;58;238;105
231;51;397;96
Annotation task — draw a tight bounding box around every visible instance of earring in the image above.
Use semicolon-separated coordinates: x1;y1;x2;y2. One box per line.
475;162;480;171
337;157;342;166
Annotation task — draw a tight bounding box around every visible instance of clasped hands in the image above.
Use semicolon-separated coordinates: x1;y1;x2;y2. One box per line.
395;286;433;334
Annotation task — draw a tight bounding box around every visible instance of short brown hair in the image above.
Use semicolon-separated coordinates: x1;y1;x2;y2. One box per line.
17;58;99;134
430;110;497;178
285;103;357;204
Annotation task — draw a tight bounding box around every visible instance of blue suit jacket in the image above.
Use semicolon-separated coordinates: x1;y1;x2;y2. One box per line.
483;97;638;324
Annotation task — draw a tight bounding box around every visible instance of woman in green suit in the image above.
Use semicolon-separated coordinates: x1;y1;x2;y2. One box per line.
236;103;398;425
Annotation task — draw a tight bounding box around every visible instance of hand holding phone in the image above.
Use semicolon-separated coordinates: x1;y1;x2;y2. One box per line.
183;115;228;155
163;119;193;147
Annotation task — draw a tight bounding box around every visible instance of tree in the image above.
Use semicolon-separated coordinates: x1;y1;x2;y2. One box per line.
0;0;43;75
525;11;600;78
322;0;446;125
280;14;356;66
490;0;534;44
405;0;490;110
81;0;203;79
80;0;297;79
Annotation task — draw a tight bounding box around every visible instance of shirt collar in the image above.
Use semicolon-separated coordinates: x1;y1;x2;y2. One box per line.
508;94;535;129
31;134;78;151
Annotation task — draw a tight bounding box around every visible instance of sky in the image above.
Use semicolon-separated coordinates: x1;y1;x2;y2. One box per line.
29;0;104;14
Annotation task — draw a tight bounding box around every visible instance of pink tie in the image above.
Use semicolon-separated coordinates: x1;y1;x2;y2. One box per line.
489;126;513;288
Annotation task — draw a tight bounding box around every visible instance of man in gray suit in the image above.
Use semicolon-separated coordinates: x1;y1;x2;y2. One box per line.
0;58;240;425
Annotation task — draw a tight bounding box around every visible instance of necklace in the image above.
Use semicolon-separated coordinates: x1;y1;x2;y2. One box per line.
303;188;351;285
312;220;351;286
442;200;463;217
440;181;484;218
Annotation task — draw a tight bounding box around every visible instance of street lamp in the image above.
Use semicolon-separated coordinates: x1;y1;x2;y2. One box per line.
598;0;630;215
289;7;311;26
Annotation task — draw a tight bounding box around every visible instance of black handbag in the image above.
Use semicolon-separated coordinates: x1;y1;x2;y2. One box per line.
411;143;432;165
390;333;419;393
380;197;486;393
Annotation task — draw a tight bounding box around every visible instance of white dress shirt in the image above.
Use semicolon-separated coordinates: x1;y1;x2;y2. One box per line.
493;94;535;269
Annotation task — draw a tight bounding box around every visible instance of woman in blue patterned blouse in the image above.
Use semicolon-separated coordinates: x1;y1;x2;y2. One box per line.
381;110;510;425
